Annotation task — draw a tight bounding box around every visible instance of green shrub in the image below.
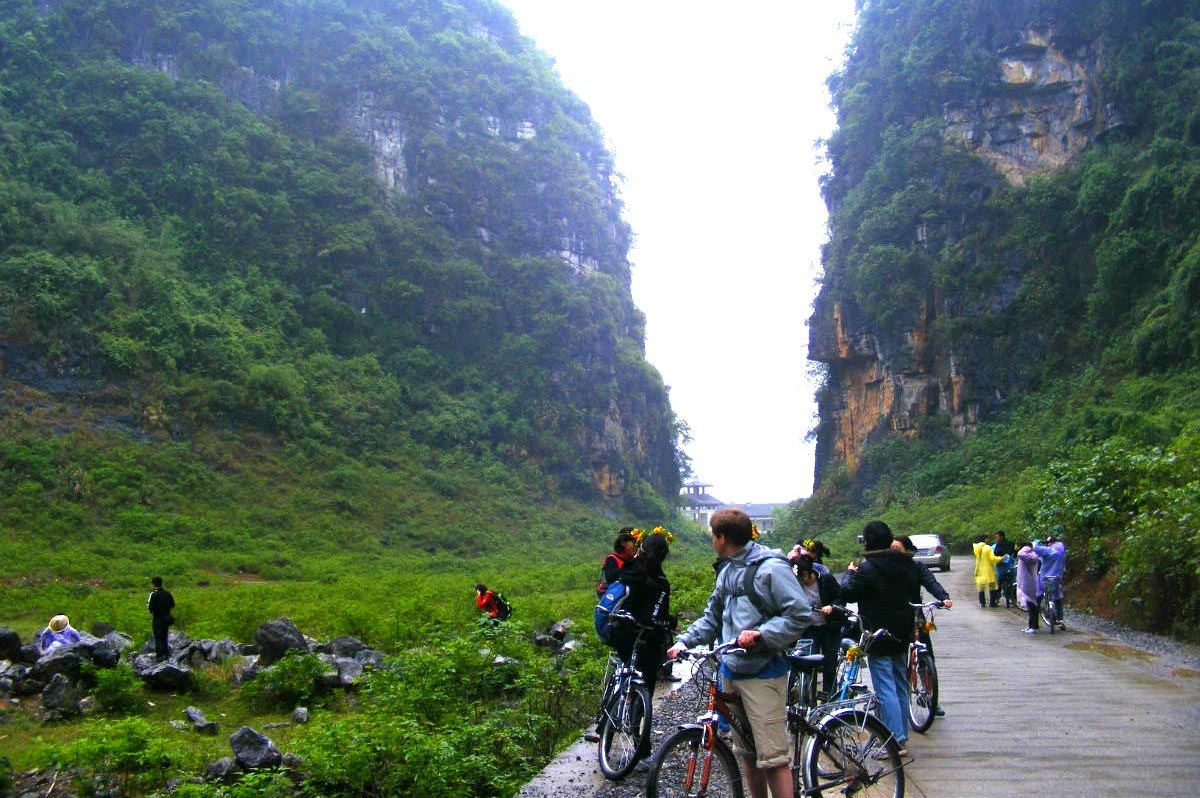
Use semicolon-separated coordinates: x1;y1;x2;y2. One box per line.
241;652;331;712
54;717;179;797
91;663;143;714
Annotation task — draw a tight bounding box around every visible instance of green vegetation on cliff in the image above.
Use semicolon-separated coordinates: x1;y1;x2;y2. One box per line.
791;0;1200;640
0;1;697;794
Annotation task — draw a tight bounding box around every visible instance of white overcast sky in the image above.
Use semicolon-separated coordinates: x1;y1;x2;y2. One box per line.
500;1;858;503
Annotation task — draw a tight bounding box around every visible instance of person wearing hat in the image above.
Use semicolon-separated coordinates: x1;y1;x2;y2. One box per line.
38;614;81;655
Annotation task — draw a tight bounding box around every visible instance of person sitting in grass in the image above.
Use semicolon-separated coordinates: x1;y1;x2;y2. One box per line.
38;614;81;655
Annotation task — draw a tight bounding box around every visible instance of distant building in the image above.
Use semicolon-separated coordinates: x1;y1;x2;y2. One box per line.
680;481;788;534
732;502;785;535
680;481;724;529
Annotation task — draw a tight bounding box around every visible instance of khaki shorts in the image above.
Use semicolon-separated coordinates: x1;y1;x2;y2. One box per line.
725;673;791;769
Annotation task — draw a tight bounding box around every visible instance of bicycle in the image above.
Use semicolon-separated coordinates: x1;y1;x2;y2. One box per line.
595;614;656;780
648;641;904;798
998;563;1017;608
1040;575;1065;633
906;601;942;734
829;609;881;706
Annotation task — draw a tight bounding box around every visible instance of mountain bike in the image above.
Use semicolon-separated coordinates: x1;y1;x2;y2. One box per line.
595;614;655;779
906;601;942;734
829;609;882;705
1040;575;1064;633
649;641;904;798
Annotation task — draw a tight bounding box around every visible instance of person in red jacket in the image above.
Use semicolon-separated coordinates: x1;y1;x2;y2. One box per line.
598;528;639;595
475;583;501;619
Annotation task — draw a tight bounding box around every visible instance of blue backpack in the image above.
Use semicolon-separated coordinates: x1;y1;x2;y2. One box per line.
594;582;631;644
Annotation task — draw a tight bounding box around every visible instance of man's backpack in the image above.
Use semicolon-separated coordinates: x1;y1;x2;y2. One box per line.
593;581;631;644
736;554;790;621
494;592;513;621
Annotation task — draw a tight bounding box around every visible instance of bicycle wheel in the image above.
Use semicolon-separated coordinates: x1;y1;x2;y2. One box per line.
1041;598;1056;634
647;726;745;798
906;652;938;733
801;709;904;798
598;683;650;780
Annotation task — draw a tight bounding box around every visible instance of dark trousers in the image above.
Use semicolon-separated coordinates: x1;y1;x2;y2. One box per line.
802;624;840;697
1027;599;1040;630
152;616;172;657
614;635;663;761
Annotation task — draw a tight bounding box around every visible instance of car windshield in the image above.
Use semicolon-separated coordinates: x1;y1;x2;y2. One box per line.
910;534;940;548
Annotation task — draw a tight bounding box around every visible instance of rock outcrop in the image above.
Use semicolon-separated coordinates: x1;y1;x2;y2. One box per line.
809;21;1121;488
942;24;1124;186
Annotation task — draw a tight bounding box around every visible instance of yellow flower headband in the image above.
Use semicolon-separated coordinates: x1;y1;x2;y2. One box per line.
633;526;675;545
802;538;815;549
751;524;760;540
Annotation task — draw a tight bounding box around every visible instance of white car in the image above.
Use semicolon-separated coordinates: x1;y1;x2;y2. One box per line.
910;533;951;571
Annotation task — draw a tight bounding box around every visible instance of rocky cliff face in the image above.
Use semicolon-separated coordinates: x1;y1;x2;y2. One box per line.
942;25;1124;186
810;21;1118;488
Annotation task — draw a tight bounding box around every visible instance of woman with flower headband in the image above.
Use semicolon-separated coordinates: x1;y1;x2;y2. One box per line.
788;537;831;577
609;527;674;771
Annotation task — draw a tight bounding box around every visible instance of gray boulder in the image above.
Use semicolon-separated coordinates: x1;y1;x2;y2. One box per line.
186;705;220;735
134;655;194;691
354;647;385;668
41;673;81;718
17;643;39;664
86;632;132;668
326;635;368;658
203;757;238;783
254;618;308;667
29;647;87;683
0;626;21;661
230;726;282;770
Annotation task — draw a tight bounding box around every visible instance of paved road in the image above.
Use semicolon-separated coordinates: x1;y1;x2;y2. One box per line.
901;564;1200;797
518;563;1200;797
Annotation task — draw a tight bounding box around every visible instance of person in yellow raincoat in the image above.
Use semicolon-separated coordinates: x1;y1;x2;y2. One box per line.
972;535;1003;607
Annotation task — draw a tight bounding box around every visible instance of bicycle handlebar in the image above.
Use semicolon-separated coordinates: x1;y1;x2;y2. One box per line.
909;601;945;609
674;640;748;660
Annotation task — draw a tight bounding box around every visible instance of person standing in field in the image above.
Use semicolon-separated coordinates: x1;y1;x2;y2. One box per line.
147;576;175;659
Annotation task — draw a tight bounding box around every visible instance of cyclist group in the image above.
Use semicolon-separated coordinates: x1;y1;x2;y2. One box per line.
597;509;951;797
973;530;1068;633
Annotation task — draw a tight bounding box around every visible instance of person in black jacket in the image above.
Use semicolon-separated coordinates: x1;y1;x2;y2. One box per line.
894;535;952;717
791;555;842;697
838;521;920;756
610;532;672;768
147;576;175;659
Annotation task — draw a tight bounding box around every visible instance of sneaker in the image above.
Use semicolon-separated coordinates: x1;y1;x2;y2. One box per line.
1057;622;1066;630
872;746;906;760
634;758;653;773
584;729;600;742
1022;627;1038;634
934;706;945;717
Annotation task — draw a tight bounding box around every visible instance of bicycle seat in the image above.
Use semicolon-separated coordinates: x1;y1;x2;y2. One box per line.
786;652;825;669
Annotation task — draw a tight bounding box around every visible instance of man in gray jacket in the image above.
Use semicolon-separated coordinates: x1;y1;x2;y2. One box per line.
667;508;810;798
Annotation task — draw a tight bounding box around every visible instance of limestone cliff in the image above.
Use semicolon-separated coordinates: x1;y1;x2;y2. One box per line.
809;15;1125;489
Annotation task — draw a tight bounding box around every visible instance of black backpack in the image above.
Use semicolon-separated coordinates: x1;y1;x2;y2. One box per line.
493;591;513;621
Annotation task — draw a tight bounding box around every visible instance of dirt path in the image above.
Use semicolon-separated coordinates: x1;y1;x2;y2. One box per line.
517;563;1200;797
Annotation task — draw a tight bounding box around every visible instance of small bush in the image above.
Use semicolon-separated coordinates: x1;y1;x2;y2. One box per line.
91;663;143;714
55;717;178;797
241;652;331;712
